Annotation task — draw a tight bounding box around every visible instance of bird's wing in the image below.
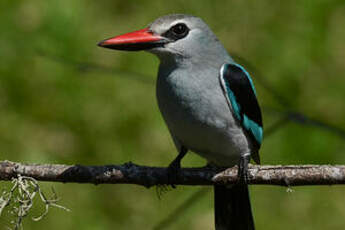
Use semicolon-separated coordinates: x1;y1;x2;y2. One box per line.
219;63;263;163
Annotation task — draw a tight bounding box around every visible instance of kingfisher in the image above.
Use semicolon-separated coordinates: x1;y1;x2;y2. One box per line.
98;14;263;230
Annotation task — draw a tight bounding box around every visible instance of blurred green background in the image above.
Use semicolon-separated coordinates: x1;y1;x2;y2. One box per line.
0;0;345;229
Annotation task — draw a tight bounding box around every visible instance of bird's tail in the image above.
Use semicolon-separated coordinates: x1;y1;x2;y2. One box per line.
214;184;255;230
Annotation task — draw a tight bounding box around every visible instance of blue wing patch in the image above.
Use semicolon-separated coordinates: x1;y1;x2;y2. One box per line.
243;115;263;144
220;63;263;149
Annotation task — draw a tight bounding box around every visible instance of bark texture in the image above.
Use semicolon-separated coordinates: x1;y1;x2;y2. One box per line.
1;161;345;187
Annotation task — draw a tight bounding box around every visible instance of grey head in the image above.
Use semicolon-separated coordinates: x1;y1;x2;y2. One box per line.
147;15;228;60
148;14;232;64
98;14;233;65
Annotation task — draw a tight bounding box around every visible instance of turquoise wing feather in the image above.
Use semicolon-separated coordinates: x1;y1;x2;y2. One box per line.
219;63;263;149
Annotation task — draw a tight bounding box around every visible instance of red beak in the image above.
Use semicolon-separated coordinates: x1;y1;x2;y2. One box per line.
98;28;166;51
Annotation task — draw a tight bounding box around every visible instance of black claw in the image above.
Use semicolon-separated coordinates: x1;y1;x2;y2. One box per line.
167;159;181;188
156;184;172;199
204;163;217;170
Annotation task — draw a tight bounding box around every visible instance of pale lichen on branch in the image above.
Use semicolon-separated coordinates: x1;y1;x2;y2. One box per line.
0;174;70;230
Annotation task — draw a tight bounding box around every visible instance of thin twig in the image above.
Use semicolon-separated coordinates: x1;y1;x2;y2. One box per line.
36;49;155;85
264;106;345;139
36;50;345;140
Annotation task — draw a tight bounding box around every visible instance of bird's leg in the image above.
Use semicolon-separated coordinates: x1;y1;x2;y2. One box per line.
167;147;188;188
238;153;251;184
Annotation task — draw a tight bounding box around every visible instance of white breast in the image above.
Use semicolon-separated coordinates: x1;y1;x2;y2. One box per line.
156;64;250;166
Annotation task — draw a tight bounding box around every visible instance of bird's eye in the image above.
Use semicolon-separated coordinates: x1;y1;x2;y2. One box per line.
162;23;189;40
171;23;188;36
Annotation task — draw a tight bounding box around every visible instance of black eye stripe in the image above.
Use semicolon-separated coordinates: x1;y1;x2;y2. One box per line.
172;23;187;34
162;23;189;41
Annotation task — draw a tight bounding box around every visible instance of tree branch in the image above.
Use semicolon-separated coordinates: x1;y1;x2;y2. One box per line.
1;161;345;187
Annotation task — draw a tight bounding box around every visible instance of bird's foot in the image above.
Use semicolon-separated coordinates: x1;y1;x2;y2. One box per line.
155;184;172;200
166;159;181;189
238;153;251;184
203;163;218;170
155;160;180;199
